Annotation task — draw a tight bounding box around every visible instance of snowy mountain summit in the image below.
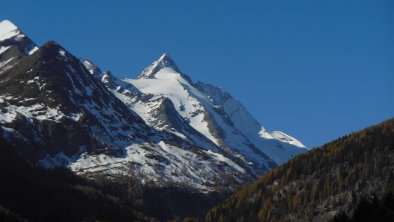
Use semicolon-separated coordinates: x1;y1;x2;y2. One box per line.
0;20;308;192
139;52;182;79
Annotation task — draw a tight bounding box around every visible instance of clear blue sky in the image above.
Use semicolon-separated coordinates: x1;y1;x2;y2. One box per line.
1;0;393;148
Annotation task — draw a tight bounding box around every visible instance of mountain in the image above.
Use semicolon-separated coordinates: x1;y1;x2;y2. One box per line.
0;20;264;193
205;118;394;222
0;19;307;194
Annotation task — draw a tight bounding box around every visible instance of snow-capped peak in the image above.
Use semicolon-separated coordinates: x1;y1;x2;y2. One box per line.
0;20;20;41
138;52;182;79
0;20;39;74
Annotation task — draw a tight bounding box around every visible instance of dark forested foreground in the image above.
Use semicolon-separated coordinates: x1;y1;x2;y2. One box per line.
0;137;228;222
206;118;394;222
0;138;147;222
331;188;394;222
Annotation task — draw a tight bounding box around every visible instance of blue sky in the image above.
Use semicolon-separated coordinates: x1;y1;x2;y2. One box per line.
1;0;393;147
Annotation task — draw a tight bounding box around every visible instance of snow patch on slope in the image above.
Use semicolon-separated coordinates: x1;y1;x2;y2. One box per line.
0;95;83;123
40;141;247;192
0;46;10;54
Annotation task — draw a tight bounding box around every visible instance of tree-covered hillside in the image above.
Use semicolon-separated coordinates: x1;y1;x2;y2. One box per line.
206;118;394;222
